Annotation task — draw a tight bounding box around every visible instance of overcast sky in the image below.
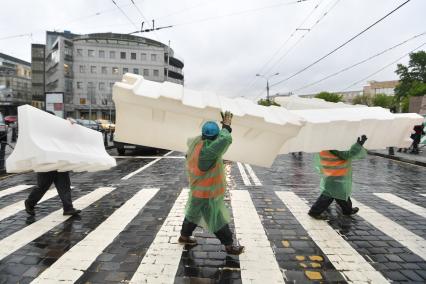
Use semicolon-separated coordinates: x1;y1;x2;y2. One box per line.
0;0;425;100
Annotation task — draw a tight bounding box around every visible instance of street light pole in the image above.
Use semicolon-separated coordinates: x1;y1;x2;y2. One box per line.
256;72;279;103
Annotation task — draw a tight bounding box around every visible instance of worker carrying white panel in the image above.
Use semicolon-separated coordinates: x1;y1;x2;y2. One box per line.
113;74;304;167
6;105;116;173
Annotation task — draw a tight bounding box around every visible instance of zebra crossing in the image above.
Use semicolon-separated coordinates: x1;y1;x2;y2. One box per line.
0;163;425;282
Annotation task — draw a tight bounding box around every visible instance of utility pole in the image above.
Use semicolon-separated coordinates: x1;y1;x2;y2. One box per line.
256;73;279;103
88;85;94;120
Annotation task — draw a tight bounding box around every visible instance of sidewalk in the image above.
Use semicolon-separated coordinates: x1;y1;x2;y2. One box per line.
368;147;426;167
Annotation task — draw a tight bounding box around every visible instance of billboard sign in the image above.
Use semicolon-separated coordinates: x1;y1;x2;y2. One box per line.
45;92;64;118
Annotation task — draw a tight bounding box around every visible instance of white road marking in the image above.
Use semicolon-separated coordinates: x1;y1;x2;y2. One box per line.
374;193;426;217
231;190;285;283
276;192;389;284
0;187;115;261
244;164;262;186
352;197;426;261
237;162;252;186
121;150;173;180
0;185;33;198
421;194;426;198
32;188;159;283
130;188;189;283
113;156;185;159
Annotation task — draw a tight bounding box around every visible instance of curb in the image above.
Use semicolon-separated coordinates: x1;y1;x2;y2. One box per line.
368;151;426;167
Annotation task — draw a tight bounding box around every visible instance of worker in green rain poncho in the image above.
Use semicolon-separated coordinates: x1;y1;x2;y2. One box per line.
308;135;368;219
178;111;244;255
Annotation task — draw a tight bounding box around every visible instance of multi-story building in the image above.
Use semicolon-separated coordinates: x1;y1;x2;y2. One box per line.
33;31;184;120
31;44;45;109
0;53;32;115
363;80;399;96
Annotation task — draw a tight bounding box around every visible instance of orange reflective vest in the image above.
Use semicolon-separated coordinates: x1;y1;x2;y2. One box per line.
187;141;225;199
319;151;349;177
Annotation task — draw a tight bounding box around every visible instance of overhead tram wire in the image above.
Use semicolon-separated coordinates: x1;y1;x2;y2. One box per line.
270;0;412;88
290;31;426;93
111;0;138;29
0;33;32;41
340;42;426;92
235;0;323;97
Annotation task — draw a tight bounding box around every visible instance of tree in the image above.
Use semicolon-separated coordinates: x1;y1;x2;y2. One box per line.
371;94;396;109
257;99;280;106
315;91;343;103
394;50;426;112
352;94;372;106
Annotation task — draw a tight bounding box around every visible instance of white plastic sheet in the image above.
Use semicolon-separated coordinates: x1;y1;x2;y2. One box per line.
6;105;116;173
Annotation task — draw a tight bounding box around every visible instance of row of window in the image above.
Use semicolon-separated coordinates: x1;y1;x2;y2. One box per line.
78;65;160;77
76;49;158;61
76;81;114;91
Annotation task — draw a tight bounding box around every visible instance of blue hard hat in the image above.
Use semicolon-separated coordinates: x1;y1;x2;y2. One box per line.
202;121;219;137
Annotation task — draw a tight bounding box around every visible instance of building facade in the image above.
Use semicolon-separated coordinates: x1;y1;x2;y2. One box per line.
31;44;45;109
363;80;399;96
0;53;32;115
33;31;184;120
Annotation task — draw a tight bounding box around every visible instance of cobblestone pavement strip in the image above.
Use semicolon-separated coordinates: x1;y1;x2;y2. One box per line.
0;151;425;283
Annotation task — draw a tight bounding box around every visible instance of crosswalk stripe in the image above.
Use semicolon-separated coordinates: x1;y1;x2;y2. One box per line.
244;164;262;186
121;150;173;180
276;192;389;284
0;190;58;222
32;188;159;283
237;162;252;186
421;194;426;198
0;187;115;261
130;188;189;283
0;184;33;198
352;198;426;261
231;190;285;283
374;193;426;217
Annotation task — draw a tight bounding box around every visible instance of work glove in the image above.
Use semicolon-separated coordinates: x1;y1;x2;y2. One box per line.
357;135;367;146
221;111;233;127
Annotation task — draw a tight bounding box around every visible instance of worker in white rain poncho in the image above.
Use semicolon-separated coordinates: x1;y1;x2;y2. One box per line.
178;111;244;255
308;135;368;219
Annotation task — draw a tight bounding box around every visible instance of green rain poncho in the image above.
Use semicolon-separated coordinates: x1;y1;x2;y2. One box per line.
184;128;232;233
314;143;366;201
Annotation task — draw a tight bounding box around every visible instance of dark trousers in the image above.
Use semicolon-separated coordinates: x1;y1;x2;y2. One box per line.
309;194;353;215
26;171;74;211
181;218;233;246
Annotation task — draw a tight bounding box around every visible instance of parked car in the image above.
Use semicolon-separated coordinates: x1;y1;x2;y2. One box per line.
4;115;17;125
76;119;101;131
0;113;8;142
96;119;115;132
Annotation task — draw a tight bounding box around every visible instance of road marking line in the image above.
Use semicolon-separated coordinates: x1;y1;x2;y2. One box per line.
113;156;185;159
121;151;173;180
276;192;389;284
421;194;426;198
231;190;284;283
237;162;252;186
374;193;426;217
0;187;115;261
130;188;189;283
0;185;33;198
244;164;262;186
352;197;426;261
32;188;159;283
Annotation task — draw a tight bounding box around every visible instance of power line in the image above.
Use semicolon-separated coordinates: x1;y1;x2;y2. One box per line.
291;31;426;93
0;33;32;41
340;42;425;92
111;0;138;29
271;0;412;88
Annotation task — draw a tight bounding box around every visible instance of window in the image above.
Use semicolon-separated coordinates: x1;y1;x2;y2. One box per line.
91;66;97;73
143;69;149;76
88;50;94;57
99;50;105;58
131;52;136;60
77;82;83;89
151;54;157;61
153;69;159;77
123;67;128;74
133;68;139;74
120;52;126;59
141;53;147;60
101;66;107;74
99;82;105;90
112;67;119;74
110;51;115;59
79;65;86;73
80;98;86;105
88;82;94;88
77;49;83;56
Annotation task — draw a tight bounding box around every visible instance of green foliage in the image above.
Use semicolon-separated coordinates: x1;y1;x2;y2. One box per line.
257;99;280;106
315;91;343;103
352;94;372;106
394;50;426;112
372;94;395;109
